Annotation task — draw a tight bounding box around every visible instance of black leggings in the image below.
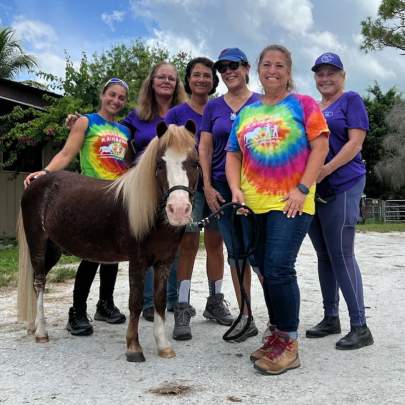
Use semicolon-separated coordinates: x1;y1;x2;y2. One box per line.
73;260;118;311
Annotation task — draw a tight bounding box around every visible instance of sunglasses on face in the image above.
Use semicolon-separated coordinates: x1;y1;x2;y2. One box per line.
216;61;244;74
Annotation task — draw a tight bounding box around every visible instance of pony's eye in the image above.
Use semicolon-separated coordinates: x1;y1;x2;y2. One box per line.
156;160;165;171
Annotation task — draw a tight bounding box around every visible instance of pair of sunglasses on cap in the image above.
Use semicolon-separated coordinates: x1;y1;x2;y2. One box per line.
103;77;129;91
216;61;247;74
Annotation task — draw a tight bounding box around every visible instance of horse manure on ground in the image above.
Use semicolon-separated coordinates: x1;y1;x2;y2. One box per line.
148;382;193;396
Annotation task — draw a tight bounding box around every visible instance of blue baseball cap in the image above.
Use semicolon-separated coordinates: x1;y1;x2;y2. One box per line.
213;48;248;69
311;52;344;72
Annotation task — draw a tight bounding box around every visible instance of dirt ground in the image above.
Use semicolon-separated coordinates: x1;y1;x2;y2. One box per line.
1;232;404;405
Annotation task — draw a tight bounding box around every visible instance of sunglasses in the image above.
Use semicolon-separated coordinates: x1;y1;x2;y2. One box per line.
103;77;129;91
216;61;245;74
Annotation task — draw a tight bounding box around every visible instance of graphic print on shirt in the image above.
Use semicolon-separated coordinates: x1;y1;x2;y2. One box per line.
81;114;130;180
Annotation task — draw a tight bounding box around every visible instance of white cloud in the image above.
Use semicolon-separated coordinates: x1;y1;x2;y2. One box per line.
355;0;382;16
34;52;66;78
101;10;126;31
12;16;57;51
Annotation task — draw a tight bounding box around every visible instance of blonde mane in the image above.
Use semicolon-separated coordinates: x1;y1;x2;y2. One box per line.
111;124;196;240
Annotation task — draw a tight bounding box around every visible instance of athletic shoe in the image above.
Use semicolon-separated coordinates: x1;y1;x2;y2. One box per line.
203;293;234;326
172;302;196;340
66;306;93;336
94;299;126;324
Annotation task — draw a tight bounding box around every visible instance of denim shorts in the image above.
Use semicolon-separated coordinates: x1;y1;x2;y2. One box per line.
186;190;218;233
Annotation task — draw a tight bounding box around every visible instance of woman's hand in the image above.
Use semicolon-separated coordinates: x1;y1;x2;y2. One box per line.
65;112;81;130
282;187;306;218
204;185;225;213
231;188;249;215
317;164;332;183
24;170;48;189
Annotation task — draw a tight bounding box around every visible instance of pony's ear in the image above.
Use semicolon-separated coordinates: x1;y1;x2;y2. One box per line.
184;119;196;135
156;121;168;138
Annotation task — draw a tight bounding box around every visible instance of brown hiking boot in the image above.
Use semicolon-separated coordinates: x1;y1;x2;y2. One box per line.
250;334;278;362
254;335;300;375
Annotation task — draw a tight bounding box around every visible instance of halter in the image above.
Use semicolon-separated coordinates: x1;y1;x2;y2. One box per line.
161;185;195;203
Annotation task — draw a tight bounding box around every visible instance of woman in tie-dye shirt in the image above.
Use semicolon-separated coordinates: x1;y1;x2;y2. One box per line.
226;45;329;375
25;78;130;336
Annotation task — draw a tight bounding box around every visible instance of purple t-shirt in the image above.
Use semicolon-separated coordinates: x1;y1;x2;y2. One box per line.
200;93;261;182
121;109;163;162
165;102;202;143
319;91;368;196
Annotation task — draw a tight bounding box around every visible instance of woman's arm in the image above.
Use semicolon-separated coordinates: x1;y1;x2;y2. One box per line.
226;151;245;205
317;128;366;183
24;117;88;188
283;133;329;218
199;131;225;212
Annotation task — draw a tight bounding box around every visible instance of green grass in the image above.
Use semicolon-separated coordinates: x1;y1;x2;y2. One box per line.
356;222;405;233
0;244;80;288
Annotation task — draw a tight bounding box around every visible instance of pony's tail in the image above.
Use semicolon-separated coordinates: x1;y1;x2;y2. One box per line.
17;210;37;325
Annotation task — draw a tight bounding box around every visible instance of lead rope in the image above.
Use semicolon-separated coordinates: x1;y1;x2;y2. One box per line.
194;202;258;341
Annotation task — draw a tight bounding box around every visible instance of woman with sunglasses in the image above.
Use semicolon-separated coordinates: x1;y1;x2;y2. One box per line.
306;53;374;350
165;57;234;341
226;44;329;374
24;78;131;336
199;48;261;342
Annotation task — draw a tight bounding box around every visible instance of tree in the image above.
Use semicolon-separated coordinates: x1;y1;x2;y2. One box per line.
361;0;405;53
374;101;405;197
0;27;37;79
363;82;401;198
0;40;190;169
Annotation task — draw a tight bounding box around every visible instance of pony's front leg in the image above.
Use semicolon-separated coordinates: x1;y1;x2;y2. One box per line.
153;263;175;359
126;260;145;362
34;275;48;343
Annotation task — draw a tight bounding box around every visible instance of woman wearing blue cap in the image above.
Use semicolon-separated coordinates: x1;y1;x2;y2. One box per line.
199;48;261;342
306;52;374;350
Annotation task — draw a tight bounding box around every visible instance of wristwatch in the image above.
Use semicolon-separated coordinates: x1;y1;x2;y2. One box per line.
297;183;309;195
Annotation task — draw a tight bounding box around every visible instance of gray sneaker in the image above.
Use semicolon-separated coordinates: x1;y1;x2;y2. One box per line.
227;316;258;343
172;303;196;341
203;293;234;326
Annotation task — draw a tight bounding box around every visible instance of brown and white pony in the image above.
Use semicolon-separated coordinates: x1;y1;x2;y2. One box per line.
17;121;199;362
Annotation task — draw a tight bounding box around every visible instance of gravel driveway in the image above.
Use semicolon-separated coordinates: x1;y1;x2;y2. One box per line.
1;232;404;404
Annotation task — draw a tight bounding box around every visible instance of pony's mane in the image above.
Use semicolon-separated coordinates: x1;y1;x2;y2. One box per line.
111;124;196;240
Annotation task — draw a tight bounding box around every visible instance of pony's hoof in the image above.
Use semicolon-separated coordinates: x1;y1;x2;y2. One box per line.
158;347;176;358
126;351;146;362
35;335;49;343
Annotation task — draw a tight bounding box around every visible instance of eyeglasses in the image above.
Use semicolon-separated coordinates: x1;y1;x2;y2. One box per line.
216;61;244;74
103;77;129;91
154;75;177;82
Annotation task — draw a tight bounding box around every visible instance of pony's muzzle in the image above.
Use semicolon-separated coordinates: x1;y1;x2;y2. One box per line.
166;200;192;226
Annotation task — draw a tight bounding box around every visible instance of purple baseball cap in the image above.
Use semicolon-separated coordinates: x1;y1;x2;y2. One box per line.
311;52;344;72
213;48;248;69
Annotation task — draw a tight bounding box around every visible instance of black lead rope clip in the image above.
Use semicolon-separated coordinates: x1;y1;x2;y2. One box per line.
194;202;258;342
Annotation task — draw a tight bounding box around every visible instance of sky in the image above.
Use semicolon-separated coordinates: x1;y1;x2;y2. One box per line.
0;0;403;99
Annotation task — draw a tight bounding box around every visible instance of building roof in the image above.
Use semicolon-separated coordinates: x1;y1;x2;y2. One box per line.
0;77;61;111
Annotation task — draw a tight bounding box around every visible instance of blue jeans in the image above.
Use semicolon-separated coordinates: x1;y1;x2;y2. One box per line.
212;180;250;267
308;176;366;326
252;211;312;333
143;260;178;310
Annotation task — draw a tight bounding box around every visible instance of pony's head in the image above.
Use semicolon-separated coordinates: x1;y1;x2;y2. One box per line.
113;120;199;239
155;120;199;226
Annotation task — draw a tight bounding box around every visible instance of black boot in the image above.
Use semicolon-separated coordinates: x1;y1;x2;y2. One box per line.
335;325;374;350
94;299;126;324
306;316;341;338
66;306;93;336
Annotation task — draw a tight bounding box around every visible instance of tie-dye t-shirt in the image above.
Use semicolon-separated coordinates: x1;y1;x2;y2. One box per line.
226;94;329;215
80;113;131;180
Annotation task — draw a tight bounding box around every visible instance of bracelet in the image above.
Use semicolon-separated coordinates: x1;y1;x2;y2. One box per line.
297;183;309;195
43;168;50;174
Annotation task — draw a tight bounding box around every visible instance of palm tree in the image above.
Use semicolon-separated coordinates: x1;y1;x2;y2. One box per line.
0;27;37;79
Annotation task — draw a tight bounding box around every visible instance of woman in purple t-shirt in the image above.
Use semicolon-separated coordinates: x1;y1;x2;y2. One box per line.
306;52;374;350
200;48;261;342
123;62;187;322
165;57;234;340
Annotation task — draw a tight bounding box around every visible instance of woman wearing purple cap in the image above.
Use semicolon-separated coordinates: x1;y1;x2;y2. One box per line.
306;52;374;350
199;48;261;342
165;57;234;341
